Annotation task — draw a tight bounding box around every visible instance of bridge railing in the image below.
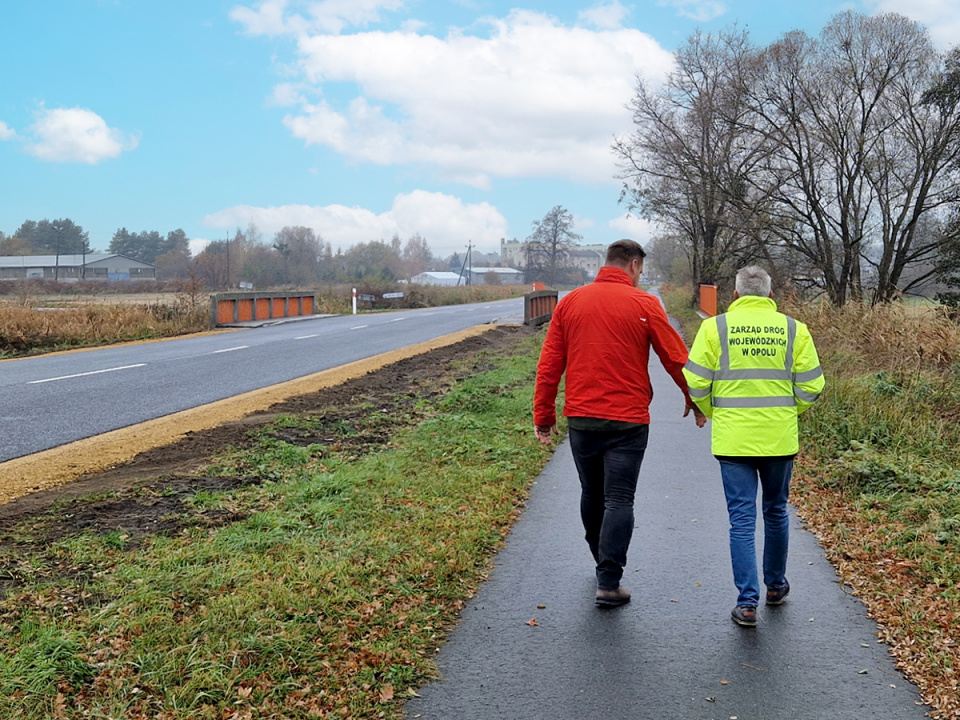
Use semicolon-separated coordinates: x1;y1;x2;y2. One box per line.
210;291;317;328
524;289;558;326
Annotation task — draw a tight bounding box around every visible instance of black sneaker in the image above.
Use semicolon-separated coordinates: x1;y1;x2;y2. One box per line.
595;586;631;607
766;580;790;606
731;606;757;627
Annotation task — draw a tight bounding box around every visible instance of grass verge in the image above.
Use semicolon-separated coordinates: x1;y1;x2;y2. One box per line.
664;290;960;719
0;329;553;719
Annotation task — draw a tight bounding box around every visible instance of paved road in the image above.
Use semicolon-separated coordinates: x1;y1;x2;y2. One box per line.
0;298;524;462
405;354;930;719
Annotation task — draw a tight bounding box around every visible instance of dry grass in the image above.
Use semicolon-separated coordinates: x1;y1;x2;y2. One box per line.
784;300;960;719
785;298;960;376
0;300;208;357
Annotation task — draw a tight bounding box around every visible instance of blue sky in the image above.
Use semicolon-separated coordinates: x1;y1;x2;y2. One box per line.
1;0;956;259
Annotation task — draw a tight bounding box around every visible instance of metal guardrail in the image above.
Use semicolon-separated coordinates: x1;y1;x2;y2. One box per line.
210;291;317;328
524;289;558;326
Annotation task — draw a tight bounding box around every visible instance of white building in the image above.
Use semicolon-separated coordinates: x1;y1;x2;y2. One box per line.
467;267;526;284
499;238;611;280
411;271;464;286
0;254;157;281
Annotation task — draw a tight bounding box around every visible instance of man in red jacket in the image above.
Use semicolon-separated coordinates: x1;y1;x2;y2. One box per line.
534;239;705;607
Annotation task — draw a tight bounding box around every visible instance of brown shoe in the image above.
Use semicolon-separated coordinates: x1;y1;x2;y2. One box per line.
731;606;757;627
766;580;790;606
595;586;631;607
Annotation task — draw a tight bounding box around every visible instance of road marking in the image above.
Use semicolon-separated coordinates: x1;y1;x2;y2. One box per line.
212;346;249;354
295;334;320;340
389;317;406;322
350;325;368;330
28;364;147;385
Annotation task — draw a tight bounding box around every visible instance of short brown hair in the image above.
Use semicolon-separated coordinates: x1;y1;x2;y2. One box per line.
605;239;646;266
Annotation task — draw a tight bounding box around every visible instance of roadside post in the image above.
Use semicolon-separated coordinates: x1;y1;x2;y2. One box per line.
352;288;357;315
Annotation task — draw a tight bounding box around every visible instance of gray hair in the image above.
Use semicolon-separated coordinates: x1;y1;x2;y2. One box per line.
735;266;772;297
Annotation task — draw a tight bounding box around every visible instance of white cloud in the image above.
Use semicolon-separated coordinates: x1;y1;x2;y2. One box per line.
232;6;673;187
268;82;305;107
0;121;16;141
608;213;659;245
189;238;211;256
25;107;138;164
578;0;630;30
657;0;727;22
264;9;674;186
231;0;405;36
866;0;960;49
202;190;509;255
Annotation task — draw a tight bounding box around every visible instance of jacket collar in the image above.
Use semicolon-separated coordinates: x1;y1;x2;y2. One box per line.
728;294;778;312
594;266;634;286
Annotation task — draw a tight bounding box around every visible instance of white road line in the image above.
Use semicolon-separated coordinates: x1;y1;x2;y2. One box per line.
212;346;249;354
28;364;147;385
389;317;406;322
295;334;320;340
350;325;369;330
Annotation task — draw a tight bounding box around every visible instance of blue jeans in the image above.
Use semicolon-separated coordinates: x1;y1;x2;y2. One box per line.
568;425;649;590
718;456;794;607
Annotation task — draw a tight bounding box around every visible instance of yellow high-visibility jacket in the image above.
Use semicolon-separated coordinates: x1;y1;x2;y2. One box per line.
683;295;824;456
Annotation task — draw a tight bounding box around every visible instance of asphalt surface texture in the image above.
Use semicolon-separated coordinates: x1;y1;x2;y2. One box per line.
405;348;930;719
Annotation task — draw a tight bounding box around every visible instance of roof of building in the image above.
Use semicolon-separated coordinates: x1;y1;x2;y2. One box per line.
470;266;524;273
0;253;156;268
414;271;463;279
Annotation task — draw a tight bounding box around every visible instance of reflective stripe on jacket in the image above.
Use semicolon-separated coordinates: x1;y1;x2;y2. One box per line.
682;295;824;456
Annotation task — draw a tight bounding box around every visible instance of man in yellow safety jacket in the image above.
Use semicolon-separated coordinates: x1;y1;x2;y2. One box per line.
683;266;824;628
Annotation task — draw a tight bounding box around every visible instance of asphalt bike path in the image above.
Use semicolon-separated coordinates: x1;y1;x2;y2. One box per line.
405;352;930;719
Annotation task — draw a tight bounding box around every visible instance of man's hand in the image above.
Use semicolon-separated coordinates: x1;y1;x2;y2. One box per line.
534;424;558;445
684;403;708;428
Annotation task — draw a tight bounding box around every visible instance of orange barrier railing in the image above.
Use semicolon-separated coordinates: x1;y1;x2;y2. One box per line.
699;284;717;317
210;291;317;328
524;290;558;326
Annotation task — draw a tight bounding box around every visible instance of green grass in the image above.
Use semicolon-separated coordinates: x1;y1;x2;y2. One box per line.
0;333;554;719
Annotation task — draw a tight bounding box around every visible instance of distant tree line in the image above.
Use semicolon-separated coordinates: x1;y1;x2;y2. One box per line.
1;217;511;290
0;219;91;256
613;10;960;306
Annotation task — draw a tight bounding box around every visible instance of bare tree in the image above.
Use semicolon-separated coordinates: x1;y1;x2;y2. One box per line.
525;205;582;286
747;12;960;304
614;27;771;298
402;233;433;279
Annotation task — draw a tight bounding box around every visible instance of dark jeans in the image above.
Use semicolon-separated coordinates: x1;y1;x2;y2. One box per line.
568;425;649;590
718;456;794;607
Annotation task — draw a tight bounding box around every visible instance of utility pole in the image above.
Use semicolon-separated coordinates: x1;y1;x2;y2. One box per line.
466;240;472;286
54;224;61;282
225;231;231;290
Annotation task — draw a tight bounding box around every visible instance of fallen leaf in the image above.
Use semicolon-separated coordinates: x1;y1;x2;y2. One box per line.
526;618;539;627
720;679;728;685
858;670;869;675
537;604;546;609
237;686;252;699
379;685;394;703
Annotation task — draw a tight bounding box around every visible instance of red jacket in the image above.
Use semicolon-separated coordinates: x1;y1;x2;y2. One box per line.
534;267;692;427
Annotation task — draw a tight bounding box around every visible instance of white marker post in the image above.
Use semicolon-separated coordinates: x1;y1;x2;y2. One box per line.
352;287;357;315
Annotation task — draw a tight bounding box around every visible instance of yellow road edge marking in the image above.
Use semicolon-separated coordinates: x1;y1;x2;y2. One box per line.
0;324;495;504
